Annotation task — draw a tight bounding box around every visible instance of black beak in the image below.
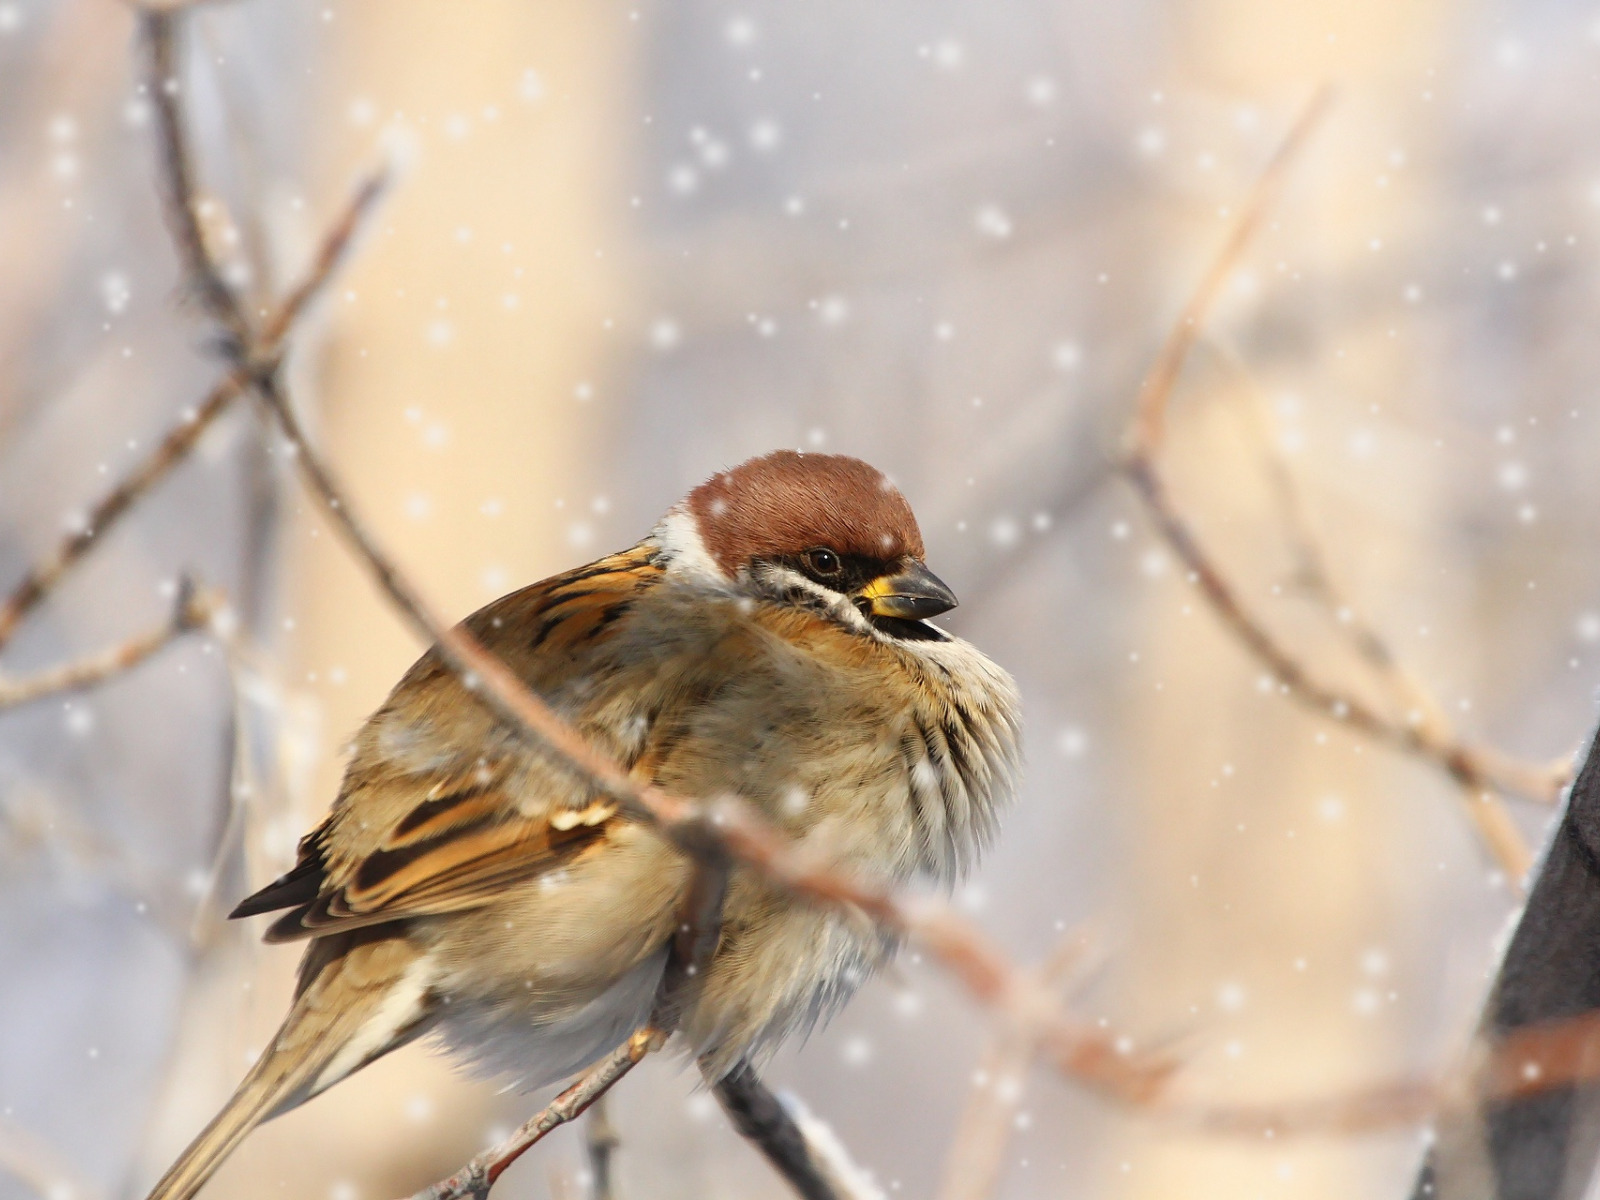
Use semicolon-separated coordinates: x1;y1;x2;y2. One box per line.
859;561;959;620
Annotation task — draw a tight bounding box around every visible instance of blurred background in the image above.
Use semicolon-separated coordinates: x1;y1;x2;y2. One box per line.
2;1;1599;1197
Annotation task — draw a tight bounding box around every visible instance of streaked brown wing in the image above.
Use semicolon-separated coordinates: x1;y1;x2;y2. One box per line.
231;545;658;942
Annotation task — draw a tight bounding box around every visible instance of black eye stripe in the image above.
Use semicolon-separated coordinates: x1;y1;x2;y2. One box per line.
768;550;890;592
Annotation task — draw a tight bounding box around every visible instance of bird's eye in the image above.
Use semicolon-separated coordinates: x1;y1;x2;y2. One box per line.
805;548;842;578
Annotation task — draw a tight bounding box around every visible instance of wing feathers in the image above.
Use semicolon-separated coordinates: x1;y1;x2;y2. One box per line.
261;814;610;942
233;544;661;944
230;829;329;919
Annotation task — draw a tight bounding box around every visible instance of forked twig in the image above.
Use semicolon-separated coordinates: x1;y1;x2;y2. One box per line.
0;162;385;658
1119;87;1543;885
0;579;221;709
1124;456;1535;882
1211;338;1569;805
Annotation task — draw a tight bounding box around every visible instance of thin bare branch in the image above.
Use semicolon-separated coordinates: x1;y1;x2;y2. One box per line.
140;7;250;345
0;378;233;654
0;164;386;657
1147;1005;1600;1140
1125;456;1534;881
412;1030;662;1200
938;929;1097;1200
0;6;384;660
1211;339;1569;805
0;580;221;710
1130;86;1334;455
1118;88;1539;884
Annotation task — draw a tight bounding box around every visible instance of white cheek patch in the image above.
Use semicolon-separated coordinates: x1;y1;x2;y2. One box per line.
652;507;730;584
750;563;872;630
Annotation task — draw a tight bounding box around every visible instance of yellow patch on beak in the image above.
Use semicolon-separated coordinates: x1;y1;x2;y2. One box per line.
857;562;959;620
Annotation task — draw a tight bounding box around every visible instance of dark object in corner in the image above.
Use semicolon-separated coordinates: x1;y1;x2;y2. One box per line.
1414;722;1600;1200
712;1061;843;1200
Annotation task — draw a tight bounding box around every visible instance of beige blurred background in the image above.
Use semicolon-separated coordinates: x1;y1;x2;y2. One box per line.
2;1;1599;1198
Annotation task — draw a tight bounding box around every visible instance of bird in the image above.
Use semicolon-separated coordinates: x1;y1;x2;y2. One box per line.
146;449;1021;1200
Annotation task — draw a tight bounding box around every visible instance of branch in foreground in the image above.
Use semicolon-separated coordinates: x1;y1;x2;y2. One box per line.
1117;86;1539;885
0;579;220;710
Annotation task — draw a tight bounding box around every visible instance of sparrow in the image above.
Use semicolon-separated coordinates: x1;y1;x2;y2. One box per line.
147;449;1021;1200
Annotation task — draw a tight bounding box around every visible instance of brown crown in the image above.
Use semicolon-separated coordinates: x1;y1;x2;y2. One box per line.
685;450;926;576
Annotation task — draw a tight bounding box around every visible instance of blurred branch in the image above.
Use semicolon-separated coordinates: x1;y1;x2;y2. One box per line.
712;1064;854;1200
1131;88;1334;457
0;377;234;655
0;157;385;659
583;1094;618;1200
1118;86;1546;887
1212;338;1573;804
1153;1008;1600;1139
0;578;221;710
1124;455;1535;881
937;929;1096;1200
142;9;250;345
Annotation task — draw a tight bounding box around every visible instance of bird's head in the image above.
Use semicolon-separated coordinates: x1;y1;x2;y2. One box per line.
658;450;957;632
